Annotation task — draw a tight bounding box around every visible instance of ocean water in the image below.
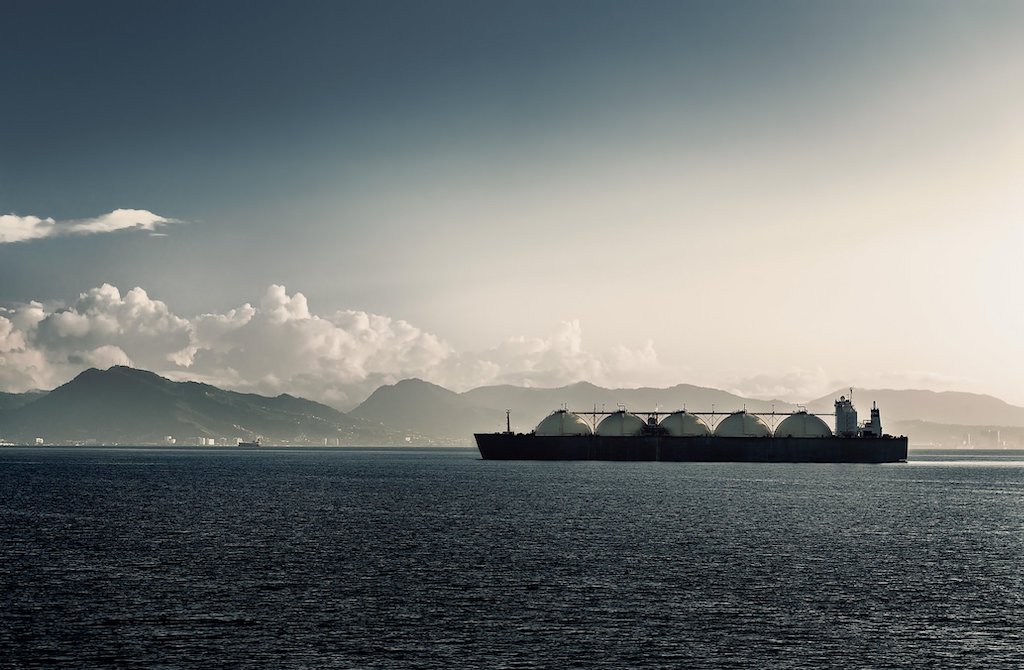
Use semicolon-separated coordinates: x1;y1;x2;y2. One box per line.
1;447;1022;669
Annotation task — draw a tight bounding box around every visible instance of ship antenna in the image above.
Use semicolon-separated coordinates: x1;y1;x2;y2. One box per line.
506;409;511;434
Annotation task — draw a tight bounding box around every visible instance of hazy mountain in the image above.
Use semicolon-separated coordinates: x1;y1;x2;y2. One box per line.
6;367;1024;447
806;388;1024;428
889;420;1024;448
0;390;47;412
350;378;504;441
0;366;410;445
350;379;800;442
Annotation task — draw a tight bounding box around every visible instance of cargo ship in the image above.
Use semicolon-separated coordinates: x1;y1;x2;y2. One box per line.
475;395;907;463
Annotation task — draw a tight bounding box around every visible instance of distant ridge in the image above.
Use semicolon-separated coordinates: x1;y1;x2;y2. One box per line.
806;388;1024;428
351;379;800;441
350;378;503;440
0;366;411;445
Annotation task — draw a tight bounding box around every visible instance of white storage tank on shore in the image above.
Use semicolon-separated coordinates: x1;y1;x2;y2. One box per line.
596;410;646;437
534;410;593;436
774;412;833;438
660;411;711;437
714;411;771;437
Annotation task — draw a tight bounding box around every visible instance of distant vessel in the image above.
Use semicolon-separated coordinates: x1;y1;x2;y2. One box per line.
237;438;262;448
475;395;907;463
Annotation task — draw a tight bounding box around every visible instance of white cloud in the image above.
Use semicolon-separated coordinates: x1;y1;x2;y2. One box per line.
0;315;59;392
33;284;192;373
76;345;133;369
0;316;27;352
0;209;180;244
434;320;665;391
0;284;672;408
180;285;453;406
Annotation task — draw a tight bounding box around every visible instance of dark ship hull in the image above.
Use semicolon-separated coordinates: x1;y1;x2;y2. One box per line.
475;433;908;463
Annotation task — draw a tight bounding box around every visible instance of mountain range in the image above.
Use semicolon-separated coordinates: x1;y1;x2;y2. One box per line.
351;379;801;440
805;388;1024;427
0;366;415;445
2;366;1023;447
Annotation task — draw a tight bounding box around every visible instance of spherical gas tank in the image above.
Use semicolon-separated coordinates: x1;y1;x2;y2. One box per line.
659;411;711;437
714;411;771;437
595;410;646;436
774;411;832;438
534;410;592;436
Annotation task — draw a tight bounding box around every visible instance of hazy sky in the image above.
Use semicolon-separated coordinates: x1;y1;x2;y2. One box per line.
2;0;1023;408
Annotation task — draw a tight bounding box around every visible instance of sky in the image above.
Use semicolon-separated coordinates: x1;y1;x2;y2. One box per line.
2;0;1023;409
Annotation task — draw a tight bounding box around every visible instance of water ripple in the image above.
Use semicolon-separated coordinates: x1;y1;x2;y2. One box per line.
1;448;1022;668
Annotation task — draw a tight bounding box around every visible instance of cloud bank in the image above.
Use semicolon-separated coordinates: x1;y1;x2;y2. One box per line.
0;209;180;244
0;284;663;409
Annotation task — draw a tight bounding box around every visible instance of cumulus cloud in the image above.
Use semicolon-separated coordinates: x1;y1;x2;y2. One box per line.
0;284;665;407
175;285;453;406
0;315;27;352
436;320;663;391
0;313;60;392
0;209;180;244
33;284;192;372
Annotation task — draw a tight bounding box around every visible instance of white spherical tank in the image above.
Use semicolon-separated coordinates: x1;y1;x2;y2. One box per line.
714;411;771;437
534;410;592;436
595;410;646;436
774;412;832;438
659;411;711;437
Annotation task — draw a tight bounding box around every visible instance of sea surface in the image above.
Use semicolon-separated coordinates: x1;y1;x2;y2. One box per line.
1;447;1022;669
